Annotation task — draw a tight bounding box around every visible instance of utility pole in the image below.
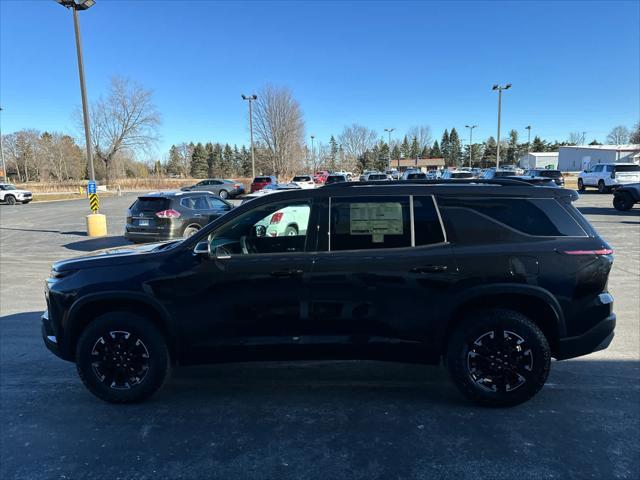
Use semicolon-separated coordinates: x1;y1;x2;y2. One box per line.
0;107;6;181
384;128;394;171
241;94;257;179
492;83;511;168
525;125;532;153
582;131;586;146
310;135;315;171
465;125;477;168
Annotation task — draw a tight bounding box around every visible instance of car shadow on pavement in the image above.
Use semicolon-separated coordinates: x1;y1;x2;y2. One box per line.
577;206;640;216
0;227;86;235
63;235;133;252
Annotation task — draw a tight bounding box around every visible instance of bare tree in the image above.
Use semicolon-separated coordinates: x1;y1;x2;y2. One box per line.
567;132;584;145
338;124;377;169
406;125;432;150
252;84;305;178
606;126;629;145
87;76;161;184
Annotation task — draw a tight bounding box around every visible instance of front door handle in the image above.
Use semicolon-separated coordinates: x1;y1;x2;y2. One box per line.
410;265;448;274
270;269;304;278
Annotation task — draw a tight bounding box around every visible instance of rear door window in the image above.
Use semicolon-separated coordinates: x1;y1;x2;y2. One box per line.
412;196;446;246
328;196;411;251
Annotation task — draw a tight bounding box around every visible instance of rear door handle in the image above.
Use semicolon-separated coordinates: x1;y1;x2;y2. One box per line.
410;265;448;274
270;269;304;278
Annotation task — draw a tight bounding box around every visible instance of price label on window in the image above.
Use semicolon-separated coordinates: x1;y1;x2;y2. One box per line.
350;202;403;242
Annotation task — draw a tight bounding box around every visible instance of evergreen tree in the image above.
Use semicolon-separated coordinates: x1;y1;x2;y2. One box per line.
531;136;546;152
391;145;401;164
190;143;209;178
410;136;420;159
448;128;461;167
166;144;183;176
629;123;640;144
401;135;410;158
421;145;430;158
376;141;390;171
240;145;252;177
430;140;441;158
589;139;602;146
205;142;215;177
441;130;450;165
506;129;519;164
482;137;497;166
222;144;234;176
232;145;241;176
329;135;339;171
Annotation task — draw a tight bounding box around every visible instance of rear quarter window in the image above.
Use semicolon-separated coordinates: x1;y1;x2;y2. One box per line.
436;197;586;238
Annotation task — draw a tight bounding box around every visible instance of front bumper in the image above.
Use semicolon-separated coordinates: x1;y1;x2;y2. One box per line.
555;313;616;360
41;310;66;360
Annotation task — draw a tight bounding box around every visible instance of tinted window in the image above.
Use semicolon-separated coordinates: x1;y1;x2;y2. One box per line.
614;165;640;172
451;172;474;178
293;176;311;181
326;175;346;184
329;196;410;251
413;196;445;246
206;196;230;210
593;165;603;172
436;197;586;237
254;177;272;183
407;173;427;179
131;197;171;212
537;170;561;178
605;165;614;173
367;174;387;180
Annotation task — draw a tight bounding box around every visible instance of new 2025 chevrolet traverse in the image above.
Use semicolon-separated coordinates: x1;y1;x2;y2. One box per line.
42;179;615;406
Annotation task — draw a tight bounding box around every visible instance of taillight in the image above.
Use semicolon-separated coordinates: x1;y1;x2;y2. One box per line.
156;209;181;218
234;183;241;188
563;249;613;255
270;212;283;224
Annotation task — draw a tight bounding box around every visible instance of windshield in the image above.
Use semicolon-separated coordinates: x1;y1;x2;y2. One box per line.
1;184;17;190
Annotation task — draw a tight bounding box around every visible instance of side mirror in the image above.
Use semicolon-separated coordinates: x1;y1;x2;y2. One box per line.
193;241;209;257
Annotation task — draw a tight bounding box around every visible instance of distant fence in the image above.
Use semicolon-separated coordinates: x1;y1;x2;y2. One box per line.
14;177;253;193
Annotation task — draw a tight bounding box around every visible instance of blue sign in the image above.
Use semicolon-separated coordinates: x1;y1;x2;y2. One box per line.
88;181;97;194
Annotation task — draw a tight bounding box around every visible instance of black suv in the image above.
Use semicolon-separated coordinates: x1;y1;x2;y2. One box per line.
43;179;615;406
124;191;233;243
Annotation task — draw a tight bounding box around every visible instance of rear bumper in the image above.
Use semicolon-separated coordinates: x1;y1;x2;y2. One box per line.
556;313;616;360
125;226;182;242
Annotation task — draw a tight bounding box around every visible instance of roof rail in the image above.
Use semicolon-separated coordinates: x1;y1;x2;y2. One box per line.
323;178;536;188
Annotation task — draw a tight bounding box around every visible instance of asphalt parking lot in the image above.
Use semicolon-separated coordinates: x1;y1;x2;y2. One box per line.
1;192;639;480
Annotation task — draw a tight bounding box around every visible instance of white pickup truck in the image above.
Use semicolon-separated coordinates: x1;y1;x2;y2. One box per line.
578;163;640;193
0;183;33;205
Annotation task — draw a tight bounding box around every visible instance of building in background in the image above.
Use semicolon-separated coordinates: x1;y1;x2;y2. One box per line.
519;152;559;170
558;145;640;172
392;157;445;172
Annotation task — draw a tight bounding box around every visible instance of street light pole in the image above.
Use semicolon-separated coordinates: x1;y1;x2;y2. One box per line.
525;125;532;153
492;83;511;169
384;128;394;171
465;125;477;168
310;135;315;170
0;107;6;182
241;94;257;179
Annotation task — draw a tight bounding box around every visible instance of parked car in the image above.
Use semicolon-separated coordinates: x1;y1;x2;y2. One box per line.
250;175;277;193
401;170;428;180
363;172;388;181
359;170;376;182
254;203;311;237
334;171;354;181
612;183;640;211
313;171;330;184
44;180;615;407
181;178;244;199
124;191;233;243
291;175;316;189
241;183;302;203
482;169;518;179
441;170;475;179
578;163;640;193
385;169;400;180
524;169;565;186
324;174;348;185
0;183;33;205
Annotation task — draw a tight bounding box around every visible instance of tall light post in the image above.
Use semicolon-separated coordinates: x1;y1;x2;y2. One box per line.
0;107;6;181
384;128;394;171
241;94;257;179
492;83;511;169
56;0;96;183
465;125;477;168
525;125;532;153
310;135;315;170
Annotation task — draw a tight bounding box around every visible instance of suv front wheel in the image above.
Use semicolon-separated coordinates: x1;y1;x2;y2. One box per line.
446;309;550;407
75;312;171;403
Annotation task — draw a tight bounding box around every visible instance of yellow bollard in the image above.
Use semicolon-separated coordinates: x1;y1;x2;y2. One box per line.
86;213;108;237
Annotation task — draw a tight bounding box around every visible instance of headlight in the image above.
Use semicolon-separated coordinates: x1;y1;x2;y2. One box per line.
50;268;74;279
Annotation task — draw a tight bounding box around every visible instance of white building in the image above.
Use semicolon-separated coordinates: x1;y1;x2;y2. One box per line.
519;152;559;169
557;145;640;172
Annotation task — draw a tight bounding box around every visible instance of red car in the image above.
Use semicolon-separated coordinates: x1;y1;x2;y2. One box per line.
250;175;277;193
314;171;330;184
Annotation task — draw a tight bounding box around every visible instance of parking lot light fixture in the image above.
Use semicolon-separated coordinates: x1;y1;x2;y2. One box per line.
241;94;257;180
0;107;7;182
465;125;477;168
492;83;511;169
384;128;395;170
310;135;316;171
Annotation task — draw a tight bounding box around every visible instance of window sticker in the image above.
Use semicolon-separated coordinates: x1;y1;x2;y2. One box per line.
350;202;404;240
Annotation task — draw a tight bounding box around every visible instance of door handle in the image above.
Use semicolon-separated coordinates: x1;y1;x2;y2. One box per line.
270;269;304;278
410;265;448;274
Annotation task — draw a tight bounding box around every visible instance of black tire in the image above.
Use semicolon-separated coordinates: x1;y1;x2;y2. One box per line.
284;225;298;236
5;195;16;205
598;180;607;194
446;309;551;407
577;178;585;192
75;312;170;403
613;192;634;211
218;189;229;199
183;225;200;238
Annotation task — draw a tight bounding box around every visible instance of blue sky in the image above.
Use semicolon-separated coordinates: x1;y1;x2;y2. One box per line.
1;0;639;158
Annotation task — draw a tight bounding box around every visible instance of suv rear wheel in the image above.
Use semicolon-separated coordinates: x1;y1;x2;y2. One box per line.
613;192;634;211
446;309;550;407
577;178;585;191
598;180;607;194
75;312;170;403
